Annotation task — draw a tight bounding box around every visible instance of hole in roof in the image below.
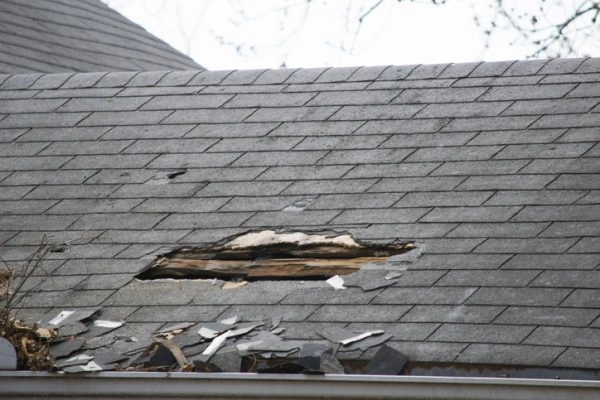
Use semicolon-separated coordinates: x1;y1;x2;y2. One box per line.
136;230;415;281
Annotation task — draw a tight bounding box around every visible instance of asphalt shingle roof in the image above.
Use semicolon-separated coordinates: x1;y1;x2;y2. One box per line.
1;59;600;369
0;0;202;73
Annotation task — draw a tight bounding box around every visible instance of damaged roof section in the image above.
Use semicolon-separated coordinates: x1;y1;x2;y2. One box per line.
137;230;415;281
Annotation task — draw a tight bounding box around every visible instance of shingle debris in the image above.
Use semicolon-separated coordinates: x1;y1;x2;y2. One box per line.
40;307;404;374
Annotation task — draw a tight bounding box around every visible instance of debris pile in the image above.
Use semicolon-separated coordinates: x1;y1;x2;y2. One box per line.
6;307;409;375
0;311;56;371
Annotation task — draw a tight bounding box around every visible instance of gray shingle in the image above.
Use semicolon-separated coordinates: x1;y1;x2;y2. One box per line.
225;92;315;108
309;193;402;210
411;254;511;270
382;132;475;148
495;143;593;159
401;305;503;323
369;177;464;192
485;189;587;205
437;270;539;287
309;305;409;322
503;98;597;115
0;112;88;128
561;289;600;308
133;197;228;213
513;205;600;222
540;221;600;237
0;98;66;113
70;213;166;230
15;126;108;142
503;59;547;76
442;116;537;132
457;175;556;191
218;196;299;212
345;162;440;178
480;84;575;101
257;165;352;181
197;181;290;197
467;288;571;306
24;184;118;199
283;179;377;195
406;146;502;162
232;151;325;167
41;140;132;155
246;106;338;122
208;137;301;152
123;138;217;154
394;87;485;104
531;270;600;289
539;58;585;74
356;223;457;240
156;70;201;86
109;183;202;198
271;121;362;136
163;108;254;124
524;326;600;347
417;101;510;118
59;96;151;112
243;210;339;227
395;191;492;207
148;153;241;169
495;307;599;327
187;122;278;137
432;160;529;176
356;119;451;135
457;344;563;366
64;154;155;169
79;110;170;126
332;208;429;224
141;94;232;110
285;68;327;83
503;254;600;270
156;212;253;229
126;71;168;87
308;90;398;106
48;199;142;214
532;113;600;129
553;348;600;369
469;129;566;145
430;323;534;344
421;206;521;223
374;287;476;305
470;61;514;77
96;229;191;244
319;148;413;165
330;104;423;120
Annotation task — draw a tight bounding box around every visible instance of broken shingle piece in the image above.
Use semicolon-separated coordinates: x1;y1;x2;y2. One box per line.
343;269;400;291
50;338;85;359
338;333;394;352
361;345;408;376
156;322;195;334
317;328;385;346
47;308;101;327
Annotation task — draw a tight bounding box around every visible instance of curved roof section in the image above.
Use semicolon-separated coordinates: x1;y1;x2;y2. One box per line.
0;0;202;73
0;59;599;371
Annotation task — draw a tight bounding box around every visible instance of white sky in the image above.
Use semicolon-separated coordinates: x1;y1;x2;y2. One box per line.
105;0;599;70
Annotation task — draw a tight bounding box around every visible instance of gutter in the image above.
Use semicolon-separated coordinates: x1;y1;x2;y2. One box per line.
1;371;600;400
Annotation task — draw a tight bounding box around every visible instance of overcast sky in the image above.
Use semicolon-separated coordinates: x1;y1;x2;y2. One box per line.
105;0;596;70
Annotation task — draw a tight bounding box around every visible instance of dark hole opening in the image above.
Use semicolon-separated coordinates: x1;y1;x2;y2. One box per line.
136;230;414;281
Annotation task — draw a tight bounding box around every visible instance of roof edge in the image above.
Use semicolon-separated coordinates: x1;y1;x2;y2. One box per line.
1;371;600;399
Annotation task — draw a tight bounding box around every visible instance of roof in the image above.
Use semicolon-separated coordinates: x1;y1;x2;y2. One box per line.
0;58;599;372
0;0;202;73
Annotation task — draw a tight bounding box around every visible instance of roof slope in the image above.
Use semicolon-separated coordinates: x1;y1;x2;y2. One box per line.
0;0;202;73
0;59;599;370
